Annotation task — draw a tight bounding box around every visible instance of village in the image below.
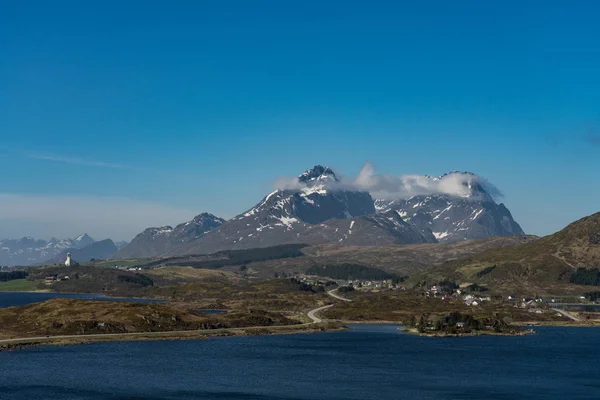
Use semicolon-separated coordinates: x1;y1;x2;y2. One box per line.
294;273;600;320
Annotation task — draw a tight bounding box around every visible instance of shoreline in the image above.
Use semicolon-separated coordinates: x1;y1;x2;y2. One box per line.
0;322;346;352
2;318;599;352
0;290;167;301
399;326;536;337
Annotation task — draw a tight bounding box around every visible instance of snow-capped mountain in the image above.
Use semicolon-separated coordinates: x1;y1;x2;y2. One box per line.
374;172;524;242
114;241;129;250
48;239;119;265
170;166;435;255
73;233;95;248
115;213;225;258
0;234;96;266
113;167;525;258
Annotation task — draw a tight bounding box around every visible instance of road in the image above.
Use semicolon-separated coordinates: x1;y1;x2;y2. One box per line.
303;288;353;323
327;289;352;302
0;329;213;344
0;323;318;345
553;308;581;322
1;301;340;345
306;304;334;323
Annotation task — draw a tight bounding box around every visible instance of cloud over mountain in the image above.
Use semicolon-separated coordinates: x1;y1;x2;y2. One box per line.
274;162;503;201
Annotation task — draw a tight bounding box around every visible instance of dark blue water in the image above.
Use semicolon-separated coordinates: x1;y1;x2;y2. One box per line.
0;292;163;308
1;325;599;399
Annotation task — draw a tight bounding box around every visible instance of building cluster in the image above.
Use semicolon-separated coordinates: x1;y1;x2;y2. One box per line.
293;275;406;292
424;285;491;306
506;296;549;314
346;279;400;290
44;274;70;284
113;266;143;272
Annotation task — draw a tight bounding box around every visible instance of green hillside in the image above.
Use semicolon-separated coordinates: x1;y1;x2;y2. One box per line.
415;212;600;293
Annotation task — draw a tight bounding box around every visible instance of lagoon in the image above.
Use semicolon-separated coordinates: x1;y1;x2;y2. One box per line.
0;291;162;308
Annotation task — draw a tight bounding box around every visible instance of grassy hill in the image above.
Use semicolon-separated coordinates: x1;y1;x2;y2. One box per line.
219;235;538;278
0;279;37;292
415;212;600;294
0;298;300;339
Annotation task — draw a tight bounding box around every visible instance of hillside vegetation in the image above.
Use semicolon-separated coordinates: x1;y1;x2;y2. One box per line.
139;244;308;269
0;299;300;339
220;235;538;278
416;212;600;293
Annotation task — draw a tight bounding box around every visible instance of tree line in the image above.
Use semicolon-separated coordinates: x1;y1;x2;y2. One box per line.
0;270;28;282
142;244;308;269
569;268;600;286
305;264;393;280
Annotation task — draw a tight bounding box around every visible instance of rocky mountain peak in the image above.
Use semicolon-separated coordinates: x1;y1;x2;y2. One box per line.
434;171;492;200
298;165;339;185
191;213;224;224
114;214;225;259
73;233;95;247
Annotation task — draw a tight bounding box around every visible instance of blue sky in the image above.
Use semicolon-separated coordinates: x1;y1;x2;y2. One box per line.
1;0;599;240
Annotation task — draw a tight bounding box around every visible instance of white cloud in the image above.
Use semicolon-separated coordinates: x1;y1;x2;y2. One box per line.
0;194;198;241
274;162;503;201
353;162;502;200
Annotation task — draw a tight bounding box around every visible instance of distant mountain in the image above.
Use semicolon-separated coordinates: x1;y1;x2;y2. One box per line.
113;166;526;259
419;211;600;290
170;166;435;255
49;239;119;265
73;233;95;248
114;241;129;250
0;234;96;266
375;172;524;242
115;213;225;258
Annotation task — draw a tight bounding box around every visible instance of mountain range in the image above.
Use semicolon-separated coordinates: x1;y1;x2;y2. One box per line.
1;166;527;264
114;213;226;259
0;234;123;266
374;172;523;242
116;166;525;258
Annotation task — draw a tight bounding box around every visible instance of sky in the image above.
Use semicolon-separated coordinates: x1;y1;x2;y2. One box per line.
1;0;599;241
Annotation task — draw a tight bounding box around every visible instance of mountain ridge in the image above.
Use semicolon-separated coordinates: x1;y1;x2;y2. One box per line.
167;166;435;255
0;233;98;266
115;165;526;258
114;213;225;258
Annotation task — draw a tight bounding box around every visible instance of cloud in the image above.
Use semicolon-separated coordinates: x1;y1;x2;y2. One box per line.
353;162;503;200
274;162;503;201
0;194;198;241
27;154;129;169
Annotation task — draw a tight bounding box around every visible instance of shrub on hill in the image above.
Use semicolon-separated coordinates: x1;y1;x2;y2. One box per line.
117;273;154;287
305;264;393;280
569;268;600;286
141;244;308;269
584;291;600;301
0;270;28;282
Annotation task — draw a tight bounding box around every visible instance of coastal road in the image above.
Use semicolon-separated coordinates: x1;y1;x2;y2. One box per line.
307;304;334;323
1;302;340;345
553;308;581;322
0;323;316;345
327;289;352;302
2;294;350;346
303;288;353;324
0;329;238;344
